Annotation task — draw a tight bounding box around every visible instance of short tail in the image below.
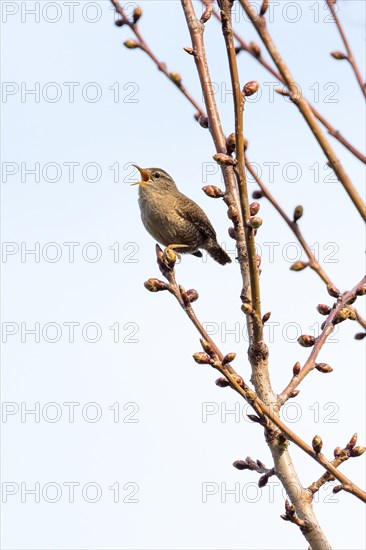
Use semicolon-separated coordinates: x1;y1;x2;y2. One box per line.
205;240;231;265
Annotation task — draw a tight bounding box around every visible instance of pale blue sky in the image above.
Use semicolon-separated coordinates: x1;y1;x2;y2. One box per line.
1;1;365;549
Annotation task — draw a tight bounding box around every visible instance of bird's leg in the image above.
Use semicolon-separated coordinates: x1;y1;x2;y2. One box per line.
162;244;190;266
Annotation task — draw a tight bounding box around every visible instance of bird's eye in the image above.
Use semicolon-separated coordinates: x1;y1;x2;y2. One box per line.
154;172;161;179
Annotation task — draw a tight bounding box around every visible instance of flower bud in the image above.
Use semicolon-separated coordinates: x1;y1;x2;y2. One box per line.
198;115;209;129
163;247;177;269
334;307;356;324
350;446;366;457
231;374;244;388
249;41;261;58
290;261;308;272
200;338;213;355
144;278;168;292
222;352;236;365
252;190;263;199
132;6;142;23
124;39;139;49
346;433;357;451
228;205;240;223
115;18;125;27
275;88;289;97
289;390;300;398
233;460;247;470
183;46;194;55
258;474;269;488
317;304;331;315
213;153;237;166
331;51;347;60
297;334;315;347
202;185;224;198
226;133;236;153
241;303;253;315
262;311;271;324
243;80;260;97
193;352;212;365
249;201;260;216
355;332;366;340
327;283;340;298
312;435;323;454
333;485;343;494
334;447;342;457
169;72;182;85
186;289;199;303
315;363;333;373
215;377;230;388
248;216;262;228
293;205;303;222
293;361;301;375
228;226;236;239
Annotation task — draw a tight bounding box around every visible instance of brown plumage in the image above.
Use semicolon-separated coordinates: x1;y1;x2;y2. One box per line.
133;166;231;265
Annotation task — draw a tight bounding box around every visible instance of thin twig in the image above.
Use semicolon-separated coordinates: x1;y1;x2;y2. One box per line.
239;0;366;220
110;0;205;117
245;157;366;331
326;0;366;99
206;3;366;164
280;277;366;402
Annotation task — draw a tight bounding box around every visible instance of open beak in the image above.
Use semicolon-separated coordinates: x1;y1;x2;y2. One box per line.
131;164;150;186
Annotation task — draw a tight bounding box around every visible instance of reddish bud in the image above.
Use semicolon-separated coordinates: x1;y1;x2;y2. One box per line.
228;227;236;239
222;352;236;365
249;41;261;58
213;153;237;166
193;352;212;365
144;278;168;292
290;261;308;272
202;185;224;198
327;284;340;298
350;446;366;457
312;435;323;454
252;190;263;199
317;304;331;315
248;216;262;229
293;205;303;222
198;115;209;129
183;46;194;55
331;51;347;60
262;311;271;324
228;205;240;223
297;334;315;347
243;80;260;97
215;377;230;388
169;72;182;85
247;414;261;423
249;202;260;216
315;363;333;373
233;460;247;470
226;133;236;153
200;4;213;23
132;6;142;23
355;332;366;340
115;18;124;27
346;433;357;451
258;474;269;488
333;485;343;494
334;447;343;458
289;390;300;398
356;284;366;296
293;361;301;376
124;39;139;49
186;289;199;303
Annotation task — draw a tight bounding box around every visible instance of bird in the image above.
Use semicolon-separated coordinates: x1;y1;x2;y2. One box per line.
132;165;231;265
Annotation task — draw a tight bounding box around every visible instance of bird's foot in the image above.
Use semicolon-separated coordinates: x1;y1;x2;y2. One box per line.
162;244;189;268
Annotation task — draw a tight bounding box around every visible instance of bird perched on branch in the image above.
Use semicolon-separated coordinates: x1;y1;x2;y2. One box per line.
132;165;231;265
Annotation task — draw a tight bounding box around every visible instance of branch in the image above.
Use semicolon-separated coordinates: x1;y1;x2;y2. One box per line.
280;277;366;402
110;0;205;117
245;157;366;331
206;1;366;164
239;0;366;220
326;0;366;99
145;249;366;510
